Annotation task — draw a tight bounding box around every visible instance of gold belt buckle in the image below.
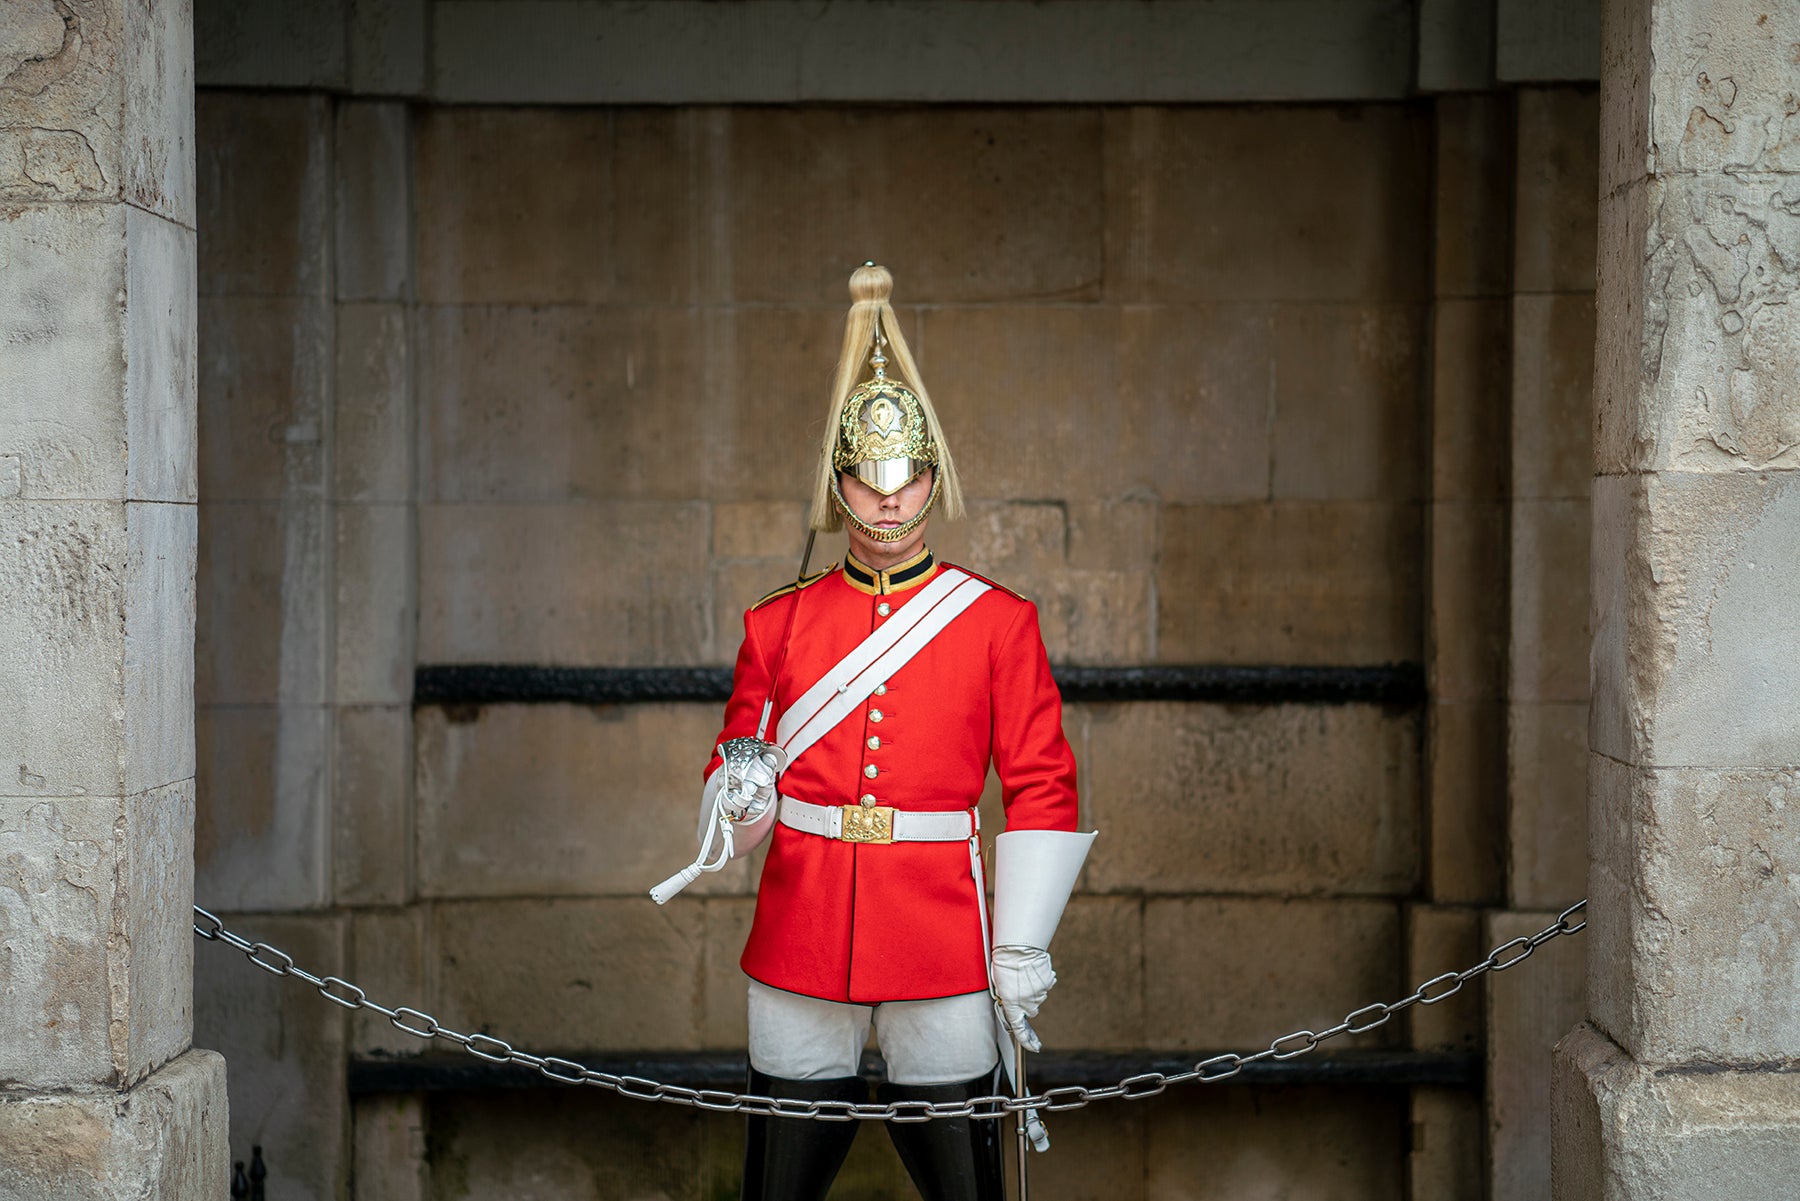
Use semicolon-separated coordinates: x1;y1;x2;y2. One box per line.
839;804;896;844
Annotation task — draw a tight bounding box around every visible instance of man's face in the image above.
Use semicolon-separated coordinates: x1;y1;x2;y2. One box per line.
839;469;933;562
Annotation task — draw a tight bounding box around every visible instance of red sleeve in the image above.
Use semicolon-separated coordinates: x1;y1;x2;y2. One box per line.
704;606;775;781
990;601;1078;831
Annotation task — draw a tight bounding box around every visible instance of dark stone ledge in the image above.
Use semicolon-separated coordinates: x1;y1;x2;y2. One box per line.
349;1048;1474;1095
414;664;1426;709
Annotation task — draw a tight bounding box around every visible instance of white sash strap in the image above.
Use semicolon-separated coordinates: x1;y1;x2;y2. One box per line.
777;796;978;842
774;569;990;767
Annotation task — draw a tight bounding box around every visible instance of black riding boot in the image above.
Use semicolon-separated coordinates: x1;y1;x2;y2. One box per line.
740;1068;867;1201
878;1069;1006;1201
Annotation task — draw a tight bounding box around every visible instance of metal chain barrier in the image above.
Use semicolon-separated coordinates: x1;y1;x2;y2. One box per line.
193;899;1585;1122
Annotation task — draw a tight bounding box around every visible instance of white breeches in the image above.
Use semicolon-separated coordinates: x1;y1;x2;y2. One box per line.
747;980;999;1085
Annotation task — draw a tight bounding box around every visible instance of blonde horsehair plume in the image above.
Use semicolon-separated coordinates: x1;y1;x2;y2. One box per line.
808;263;966;533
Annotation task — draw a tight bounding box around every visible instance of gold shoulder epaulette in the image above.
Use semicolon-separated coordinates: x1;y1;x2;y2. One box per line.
750;564;837;611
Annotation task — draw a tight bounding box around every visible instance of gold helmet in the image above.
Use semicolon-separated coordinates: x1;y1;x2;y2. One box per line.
809;264;964;543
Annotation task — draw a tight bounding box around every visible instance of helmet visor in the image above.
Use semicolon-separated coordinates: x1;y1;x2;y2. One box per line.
853;456;928;496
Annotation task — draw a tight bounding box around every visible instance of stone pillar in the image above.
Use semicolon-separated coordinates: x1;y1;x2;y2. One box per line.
1553;0;1800;1195
0;2;228;1197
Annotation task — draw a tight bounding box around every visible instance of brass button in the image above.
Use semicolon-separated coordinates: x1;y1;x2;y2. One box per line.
869;709;883;723
860;793;877;808
864;764;878;779
877;602;891;617
867;736;880;750
874;683;887;696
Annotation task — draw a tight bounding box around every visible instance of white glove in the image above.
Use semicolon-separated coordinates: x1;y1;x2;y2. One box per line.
991;944;1056;1052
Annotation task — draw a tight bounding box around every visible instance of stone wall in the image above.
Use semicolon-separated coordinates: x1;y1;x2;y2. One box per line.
188;87;1598;1200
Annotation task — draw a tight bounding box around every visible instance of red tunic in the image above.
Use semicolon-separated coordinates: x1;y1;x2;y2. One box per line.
707;548;1079;1004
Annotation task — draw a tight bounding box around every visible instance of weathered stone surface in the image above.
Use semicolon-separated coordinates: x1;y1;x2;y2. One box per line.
333;705;411;907
0;1049;228;1201
1496;0;1600;82
197;297;330;503
1554;1021;1800;1200
1406;904;1483;1053
1143;898;1400;1050
195;92;329;298
334;505;413;705
1410;1086;1483;1201
351;1095;427;1201
416;502;711;665
349;0;427;96
1084;703;1418;896
701;897;756;1050
335;101;410;300
1158;502;1422;665
332;302;409;507
1588;757;1800;1066
712;501;810;563
124;502;197;796
1431;299;1511;502
193;911;348;1201
1508;701;1589;910
193;0;348;89
1515;87;1601;295
1590;472;1800;768
416;703;746;898
1510;499;1590;704
1594;173;1800;476
1105;104;1429;303
711;558;799;667
1430;501;1508;700
1511;292;1596;501
1147;1086;1405;1199
1487;908;1587;1201
1066;500;1156;573
1427;700;1506;905
1013;1101;1147;1201
123;207;197;505
1272;303;1424;501
123;779;198;1086
431;898;706;1050
196;501;328;706
1029;897;1145;1052
349;907;428;1057
1432;93;1512;297
194;704;329;911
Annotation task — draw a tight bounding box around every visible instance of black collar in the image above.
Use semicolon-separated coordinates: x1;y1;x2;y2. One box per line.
843;546;936;596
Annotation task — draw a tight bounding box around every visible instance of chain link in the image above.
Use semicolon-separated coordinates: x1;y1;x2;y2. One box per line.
193;899;1586;1122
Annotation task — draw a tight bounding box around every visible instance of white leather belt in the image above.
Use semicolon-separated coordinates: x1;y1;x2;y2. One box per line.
778;796;978;845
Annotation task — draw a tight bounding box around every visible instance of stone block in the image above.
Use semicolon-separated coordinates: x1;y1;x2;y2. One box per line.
1590;472;1800;769
333;705;411;907
349;907;428;1057
1157;502;1422;665
1427;700;1506;905
334;302;410;503
349;0;427;95
1406;904;1484;1053
1409;1085;1483;1201
1272;303;1424;502
1028;897;1144;1052
334;505;413;705
416;304;706;502
1012;1101;1147;1201
352;1095;427;1201
335;103;410;300
712;558;799;667
1431;299;1511;503
1514;87;1600;295
1588;757;1800;1066
1554;1020;1800;1200
1496;0;1600;82
1511;293;1596;501
416;702;746;898
713;501;810;562
416;502;711;665
1084;703;1419;896
123;779;198;1087
1104;105;1428;303
1143;898;1401;1051
1067;500;1157;572
701;897;757;1050
1431;93;1512;297
197;297;330;503
0;1049;229;1201
1418;0;1497;93
195;91;329;298
1593;174;1800;476
1510;499;1590;704
0;204;127;501
193;911;349;1201
1429;502;1507;701
1486;908;1587;1201
431;898;706;1050
1508;701;1589;911
193;0;348;88
1147;1086;1405;1199
196;500;328;706
0;500;128;798
124;501;197;795
123;207;197;505
194;704;329;911
728;108;1102;304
